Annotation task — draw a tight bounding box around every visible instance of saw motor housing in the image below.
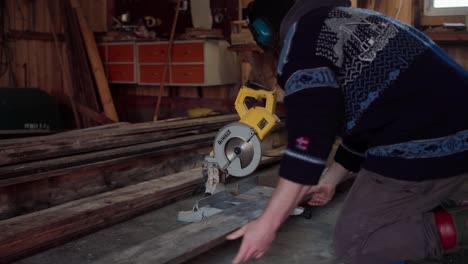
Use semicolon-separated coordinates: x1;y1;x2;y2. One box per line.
235;84;278;141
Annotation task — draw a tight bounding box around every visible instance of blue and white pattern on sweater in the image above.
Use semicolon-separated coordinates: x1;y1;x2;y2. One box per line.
368;129;468;159
284;67;339;96
315;7;427;131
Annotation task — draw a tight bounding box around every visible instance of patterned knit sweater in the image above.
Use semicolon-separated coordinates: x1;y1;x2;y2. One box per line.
278;7;468;185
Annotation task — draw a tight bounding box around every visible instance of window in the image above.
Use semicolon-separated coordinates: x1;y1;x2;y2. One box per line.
424;0;468;16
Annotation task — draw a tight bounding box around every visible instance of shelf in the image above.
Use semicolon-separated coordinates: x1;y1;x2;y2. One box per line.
425;32;468;43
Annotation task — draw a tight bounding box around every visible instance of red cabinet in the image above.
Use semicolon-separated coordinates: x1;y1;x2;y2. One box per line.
100;42;136;83
99;40;239;86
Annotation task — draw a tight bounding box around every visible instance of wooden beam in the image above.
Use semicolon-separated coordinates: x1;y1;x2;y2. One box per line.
425;32;468;43
0;132;216;180
0;114;237;147
420;15;465;26
0;168;205;263
0;115;237;166
0;144;207;189
75;101;114;125
70;0;119;122
94;190;269;264
0;157;281;263
0;146;211;223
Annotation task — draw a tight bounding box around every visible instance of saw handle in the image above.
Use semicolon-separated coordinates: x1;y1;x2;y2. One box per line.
234;85;276;119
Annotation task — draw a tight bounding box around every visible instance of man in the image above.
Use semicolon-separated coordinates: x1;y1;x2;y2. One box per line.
226;0;468;264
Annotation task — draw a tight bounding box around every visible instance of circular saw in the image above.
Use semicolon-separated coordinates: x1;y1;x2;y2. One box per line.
213;122;262;177
204;81;280;194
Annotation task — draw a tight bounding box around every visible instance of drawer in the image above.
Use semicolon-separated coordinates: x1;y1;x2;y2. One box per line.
171;65;204;84
172;43;204;62
138;44;169;63
98;45;107;62
108;44;134;62
107;64;135;83
139;65;169;83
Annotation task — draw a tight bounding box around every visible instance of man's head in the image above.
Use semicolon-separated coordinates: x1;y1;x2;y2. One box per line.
246;0;352;49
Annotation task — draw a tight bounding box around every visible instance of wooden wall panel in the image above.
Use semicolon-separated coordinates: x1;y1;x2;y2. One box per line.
80;0;110;32
359;0;413;25
441;45;468;69
0;0;108;116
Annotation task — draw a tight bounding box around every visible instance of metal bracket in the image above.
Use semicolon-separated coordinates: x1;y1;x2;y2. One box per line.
177;176;273;223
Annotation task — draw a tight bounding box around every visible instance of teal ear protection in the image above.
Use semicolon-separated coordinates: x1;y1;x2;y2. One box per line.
249;18;274;47
246;0;295;48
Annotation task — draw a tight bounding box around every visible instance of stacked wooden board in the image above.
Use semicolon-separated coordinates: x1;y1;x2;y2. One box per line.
0;168;205;263
0;115;240;220
0;114;285;263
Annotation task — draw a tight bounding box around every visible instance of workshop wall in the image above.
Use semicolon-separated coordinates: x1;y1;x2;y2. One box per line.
0;0;69;104
0;0;466;126
114;0;239;39
0;0;109;113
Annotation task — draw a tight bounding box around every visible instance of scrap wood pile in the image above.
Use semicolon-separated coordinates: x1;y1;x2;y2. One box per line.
0;115;252;263
0;115;239;185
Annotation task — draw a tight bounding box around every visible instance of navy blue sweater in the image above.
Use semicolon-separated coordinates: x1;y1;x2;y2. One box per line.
278;7;468;185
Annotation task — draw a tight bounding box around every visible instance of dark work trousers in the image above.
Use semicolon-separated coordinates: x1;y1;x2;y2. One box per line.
333;169;468;264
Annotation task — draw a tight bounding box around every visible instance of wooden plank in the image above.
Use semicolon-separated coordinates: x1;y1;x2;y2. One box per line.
0;114;236;147
0;115;236;166
0;132;217;179
70;0;118;122
0;153;281;263
0;133;210;186
426;32;468;43
94;191;268;264
0;147;209;219
75;101;114;125
0;168;205;263
59;122;130;134
420;15;465;26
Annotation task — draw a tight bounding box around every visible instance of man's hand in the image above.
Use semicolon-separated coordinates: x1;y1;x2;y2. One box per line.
307;183;336;206
226;218;277;264
305;162;350;206
226;177;328;263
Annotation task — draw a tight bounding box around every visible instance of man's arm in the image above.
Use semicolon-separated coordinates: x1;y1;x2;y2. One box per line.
226;177;312;264
227;16;345;263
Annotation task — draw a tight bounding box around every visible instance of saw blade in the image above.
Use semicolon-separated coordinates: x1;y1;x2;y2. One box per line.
213;122;262;177
225;137;255;169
